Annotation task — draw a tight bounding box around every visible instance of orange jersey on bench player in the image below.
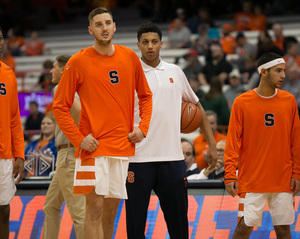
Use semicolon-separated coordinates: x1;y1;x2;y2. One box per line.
52;45;152;160
225;89;300;194
0;62;24;160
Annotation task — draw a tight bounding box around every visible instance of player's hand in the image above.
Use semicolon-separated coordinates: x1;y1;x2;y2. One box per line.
225;181;238;197
291;178;300;195
128;127;144;143
80;134;99;152
13;158;25;184
206;146;218;168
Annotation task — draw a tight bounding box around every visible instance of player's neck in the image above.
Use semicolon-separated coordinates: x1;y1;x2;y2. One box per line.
141;56;160;68
93;42;115;56
255;84;276;97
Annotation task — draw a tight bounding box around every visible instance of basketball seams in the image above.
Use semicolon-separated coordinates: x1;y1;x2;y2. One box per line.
182;106;197;131
181;102;201;133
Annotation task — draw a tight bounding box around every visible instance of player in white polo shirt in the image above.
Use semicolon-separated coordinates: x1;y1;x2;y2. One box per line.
126;22;218;239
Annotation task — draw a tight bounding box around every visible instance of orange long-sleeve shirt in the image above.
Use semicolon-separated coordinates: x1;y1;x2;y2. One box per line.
52;45;152;160
194;131;226;170
225;89;300;193
0;62;24;160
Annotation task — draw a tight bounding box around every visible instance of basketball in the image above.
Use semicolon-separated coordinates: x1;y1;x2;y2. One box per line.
181;102;202;134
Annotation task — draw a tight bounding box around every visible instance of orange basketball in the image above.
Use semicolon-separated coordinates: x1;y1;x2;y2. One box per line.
181;102;202;134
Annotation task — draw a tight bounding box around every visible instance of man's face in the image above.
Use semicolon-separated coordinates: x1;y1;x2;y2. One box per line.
182;142;194;168
216;141;225;170
207;114;217;135
29;103;38;114
229;76;240;88
88;13;116;46
0;31;4;58
51;61;63;84
264;63;286;89
137;32;162;66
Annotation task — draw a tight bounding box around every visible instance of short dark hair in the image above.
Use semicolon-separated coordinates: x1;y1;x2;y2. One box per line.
137;22;162;41
257;52;282;68
88;7;113;25
29;101;38;107
285;36;298;50
181;138;195;157
56;54;71;68
0;26;2;34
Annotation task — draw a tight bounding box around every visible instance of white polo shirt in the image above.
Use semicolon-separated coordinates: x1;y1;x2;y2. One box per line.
130;59;199;163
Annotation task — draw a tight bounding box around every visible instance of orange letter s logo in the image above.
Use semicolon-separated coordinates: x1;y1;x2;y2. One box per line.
127;171;134;183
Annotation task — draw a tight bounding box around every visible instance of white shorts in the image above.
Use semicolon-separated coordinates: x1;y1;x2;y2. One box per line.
238;192;295;227
0;159;16;205
73;156;129;199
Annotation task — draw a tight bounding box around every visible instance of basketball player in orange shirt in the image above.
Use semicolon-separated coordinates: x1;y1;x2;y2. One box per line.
0;26;25;239
52;8;152;239
224;52;300;238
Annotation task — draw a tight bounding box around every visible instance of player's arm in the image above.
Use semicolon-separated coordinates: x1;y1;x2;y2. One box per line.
196;101;218;168
224;101;241;196
134;56;153;138
70;96;81;127
225;181;238;197
13;158;24;184
52;59;85;148
10;75;25;161
290;100;300;194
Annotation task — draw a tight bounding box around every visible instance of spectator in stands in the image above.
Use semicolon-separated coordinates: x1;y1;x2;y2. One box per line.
220;23;236;55
1;44;15;71
25;101;45;131
234;32;256;70
181;138;200;178
200;76;230;126
248;4;267;31
182;48;202;80
6;27;25;56
233;1;254;31
168;8;187;32
256;30;283;60
282;63;300;112
187;7;214;34
38;59;54;91
188;75;205;100
272;23;286;53
193;110;227;170
24;115;57;177
199;42;233;85
224;69;248;109
189;139;226;180
283;37;300;69
21;31;47;56
166;18;191;49
241;54;259;87
192;24;212;57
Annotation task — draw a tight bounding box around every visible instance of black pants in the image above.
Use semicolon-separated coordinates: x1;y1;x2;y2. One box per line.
125;160;188;239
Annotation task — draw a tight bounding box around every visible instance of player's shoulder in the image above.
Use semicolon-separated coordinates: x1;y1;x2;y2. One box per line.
115;45;139;60
160;60;184;74
0;61;14;74
115;44;136;55
161;60;181;70
232;89;254;107
0;61;16;83
277;89;295;99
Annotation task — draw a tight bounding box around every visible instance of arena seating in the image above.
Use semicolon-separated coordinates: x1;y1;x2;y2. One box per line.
14;11;300;95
